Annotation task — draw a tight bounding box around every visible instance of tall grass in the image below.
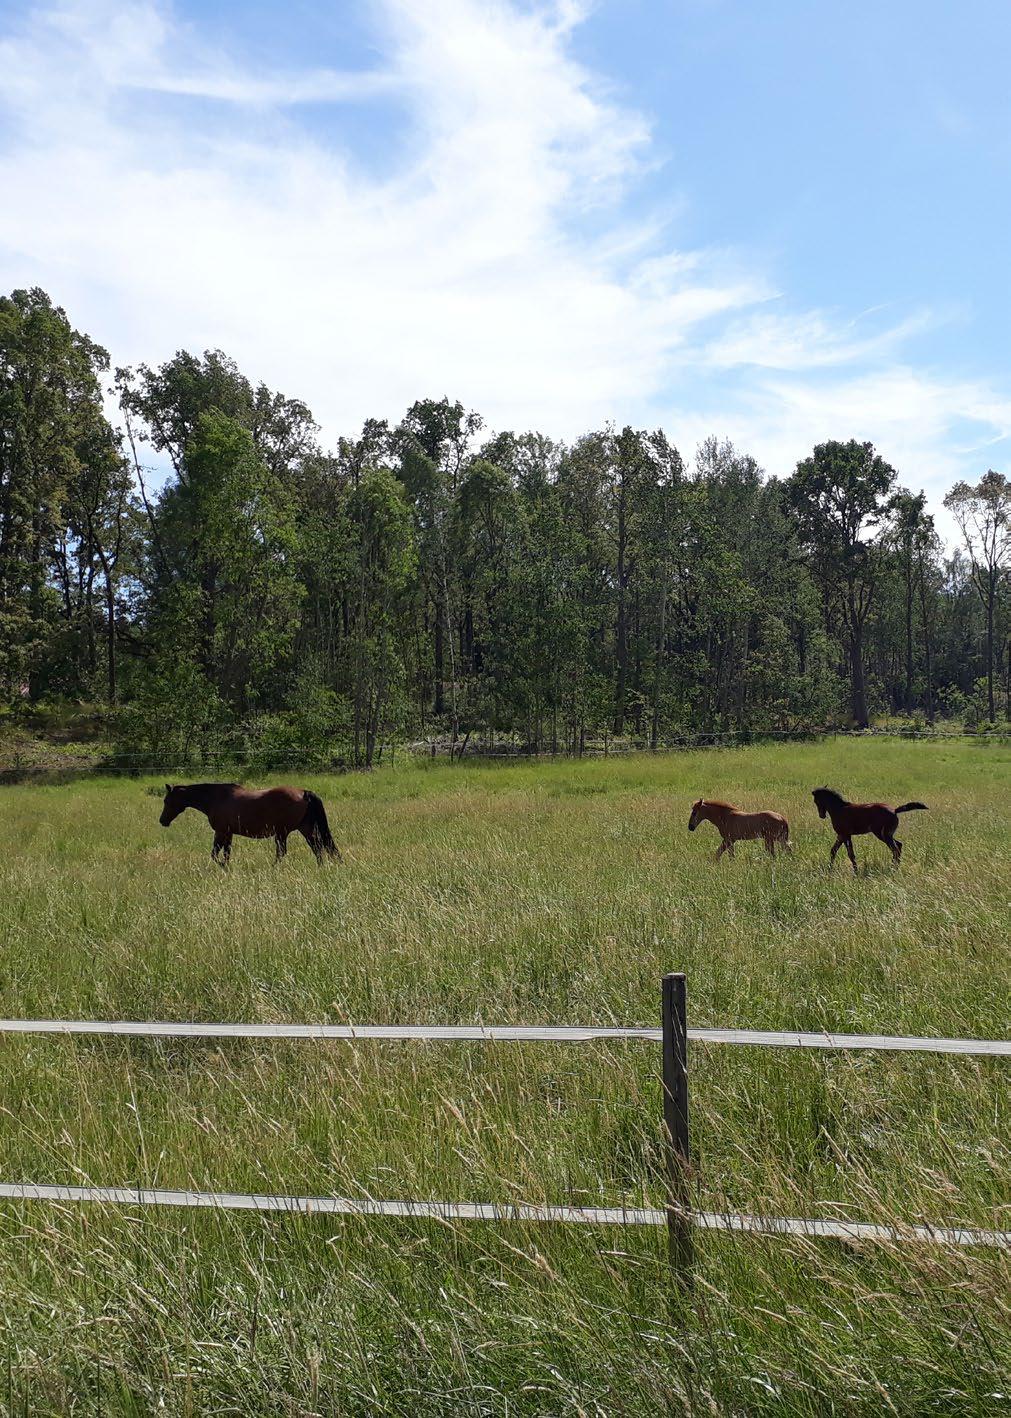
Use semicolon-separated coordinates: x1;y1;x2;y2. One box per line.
0;739;1008;1413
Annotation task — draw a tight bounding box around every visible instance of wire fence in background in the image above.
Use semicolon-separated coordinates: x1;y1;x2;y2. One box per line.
4;724;1010;781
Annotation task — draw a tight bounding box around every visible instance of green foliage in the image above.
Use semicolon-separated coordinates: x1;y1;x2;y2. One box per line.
5;289;1010;754
113;652;224;763
152;410;303;711
787;439;898;727
0;288;130;700
242;669;351;769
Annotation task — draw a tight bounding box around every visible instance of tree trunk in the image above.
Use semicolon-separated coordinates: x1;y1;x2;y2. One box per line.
850;625;869;728
986;574;996;720
917;557;933;723
612;491;627;736
93;534;117;704
651;562;668;751
433;590;445;715
904;567;914;712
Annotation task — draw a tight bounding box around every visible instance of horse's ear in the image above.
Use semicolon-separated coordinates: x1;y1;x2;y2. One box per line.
165;782;173;793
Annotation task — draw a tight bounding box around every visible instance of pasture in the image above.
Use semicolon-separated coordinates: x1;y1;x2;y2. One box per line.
0;737;1008;1415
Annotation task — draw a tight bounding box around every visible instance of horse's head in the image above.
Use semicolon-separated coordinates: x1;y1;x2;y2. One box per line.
812;787;835;820
160;783;187;826
688;799;705;832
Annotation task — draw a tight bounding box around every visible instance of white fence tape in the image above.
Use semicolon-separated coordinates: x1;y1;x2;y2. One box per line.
0;1181;1005;1249
0;1018;1008;1056
1;1014;1005;1252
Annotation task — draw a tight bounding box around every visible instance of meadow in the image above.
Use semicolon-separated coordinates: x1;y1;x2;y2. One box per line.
0;737;1008;1415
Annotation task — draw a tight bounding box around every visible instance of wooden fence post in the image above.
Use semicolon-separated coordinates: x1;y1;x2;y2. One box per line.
662;972;693;1285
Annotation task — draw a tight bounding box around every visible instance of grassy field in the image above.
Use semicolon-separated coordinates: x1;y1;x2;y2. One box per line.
0;737;1008;1415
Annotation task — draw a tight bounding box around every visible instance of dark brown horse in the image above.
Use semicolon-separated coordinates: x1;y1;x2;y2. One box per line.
160;783;340;867
812;787;926;871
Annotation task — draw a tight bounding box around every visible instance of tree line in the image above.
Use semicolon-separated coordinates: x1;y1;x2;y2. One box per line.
2;288;1009;765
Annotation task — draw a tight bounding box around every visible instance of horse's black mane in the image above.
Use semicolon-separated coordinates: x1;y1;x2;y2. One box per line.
813;786;847;807
171;782;242;795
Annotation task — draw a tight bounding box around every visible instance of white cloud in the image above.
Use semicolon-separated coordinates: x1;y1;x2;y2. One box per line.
1;0;761;435
702;307;936;372
0;0;1007;524
671;366;1011;541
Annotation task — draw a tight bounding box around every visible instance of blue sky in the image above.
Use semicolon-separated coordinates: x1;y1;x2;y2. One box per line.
1;0;1008;520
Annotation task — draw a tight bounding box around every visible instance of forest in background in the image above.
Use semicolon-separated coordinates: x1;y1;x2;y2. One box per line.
2;287;1010;767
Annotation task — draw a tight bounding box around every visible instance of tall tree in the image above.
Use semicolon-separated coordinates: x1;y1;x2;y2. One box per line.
944;471;1011;720
395;398;481;731
66;412;137;703
788;440;896;727
344;468;415;766
117;350;316;480
151;410;302;713
0;289;116;696
887;489;934;714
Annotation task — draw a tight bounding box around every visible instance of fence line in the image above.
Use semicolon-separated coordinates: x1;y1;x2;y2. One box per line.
1;1016;1008;1057
0;1181;1006;1251
6;724;1009;779
1;979;1007;1268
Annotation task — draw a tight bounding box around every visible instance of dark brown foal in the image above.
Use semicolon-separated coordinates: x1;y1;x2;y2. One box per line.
812;787;926;871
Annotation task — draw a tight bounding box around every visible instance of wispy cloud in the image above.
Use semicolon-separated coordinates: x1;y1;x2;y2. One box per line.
0;0;765;431
0;0;1007;518
702;307;937;372
1;0;397;108
672;366;1011;522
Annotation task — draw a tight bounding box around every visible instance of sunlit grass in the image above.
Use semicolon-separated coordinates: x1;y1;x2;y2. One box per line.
0;739;1008;1412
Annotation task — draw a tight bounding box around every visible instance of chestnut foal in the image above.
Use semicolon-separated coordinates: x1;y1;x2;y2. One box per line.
688;798;792;862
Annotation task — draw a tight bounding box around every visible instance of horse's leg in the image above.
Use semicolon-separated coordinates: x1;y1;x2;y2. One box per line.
274;832;288;863
212;832;231;870
715;839;728;863
844;838;858;873
829;837;842;867
872;828;902;866
763;833;775;857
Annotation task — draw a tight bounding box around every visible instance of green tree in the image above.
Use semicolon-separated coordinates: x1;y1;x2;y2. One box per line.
151;411;302;714
944;471;1011;721
343;468;415;766
395;398;481;733
0;288;117;698
886;489;938;716
63;411;138;704
788;440;897;727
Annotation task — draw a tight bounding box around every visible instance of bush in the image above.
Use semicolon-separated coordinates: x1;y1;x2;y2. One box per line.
241;675;352;772
111;661;225;768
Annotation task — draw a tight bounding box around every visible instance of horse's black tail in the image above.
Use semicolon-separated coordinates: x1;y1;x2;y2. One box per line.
895;802;928;813
303;790;341;861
